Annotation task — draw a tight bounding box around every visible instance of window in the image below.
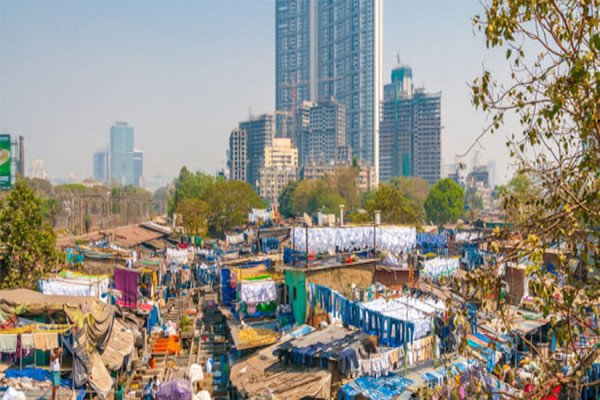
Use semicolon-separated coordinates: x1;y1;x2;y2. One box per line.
293;286;297;300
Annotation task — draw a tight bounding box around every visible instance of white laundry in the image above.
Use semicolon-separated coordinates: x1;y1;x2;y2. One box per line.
240;280;278;304
422;257;460;281
166;248;188;265
290;226;417;254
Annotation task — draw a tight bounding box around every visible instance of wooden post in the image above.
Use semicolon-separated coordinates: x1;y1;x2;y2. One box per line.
19;334;22;373
305;226;309;269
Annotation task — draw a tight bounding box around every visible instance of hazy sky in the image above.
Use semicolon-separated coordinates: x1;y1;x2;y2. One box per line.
0;0;515;186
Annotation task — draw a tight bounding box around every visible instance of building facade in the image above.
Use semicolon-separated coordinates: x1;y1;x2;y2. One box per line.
30;158;47;180
240;114;275;190
133;149;144;187
93;149;109;183
297;97;346;166
379;65;441;184
110;122;134;186
258;138;298;205
275;0;383;179
228;127;247;182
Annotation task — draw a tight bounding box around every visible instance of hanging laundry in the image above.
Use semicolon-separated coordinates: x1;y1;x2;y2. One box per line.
20;333;34;350
0;334;18;353
33;332;47;351
115;267;139;307
45;332;59;350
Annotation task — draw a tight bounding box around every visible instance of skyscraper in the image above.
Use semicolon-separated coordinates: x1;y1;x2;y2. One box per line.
133;149;144;187
93;149;109;183
275;0;383;179
228;127;247;182
379;65;441;184
110;122;134;186
240;114;275;189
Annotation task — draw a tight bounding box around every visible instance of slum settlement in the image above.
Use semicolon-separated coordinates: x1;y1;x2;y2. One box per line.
0;212;594;399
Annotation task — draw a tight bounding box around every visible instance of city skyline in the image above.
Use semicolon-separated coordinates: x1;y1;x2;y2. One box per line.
1;0;514;186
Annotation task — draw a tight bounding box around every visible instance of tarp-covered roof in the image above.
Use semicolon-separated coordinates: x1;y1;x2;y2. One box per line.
230;340;331;400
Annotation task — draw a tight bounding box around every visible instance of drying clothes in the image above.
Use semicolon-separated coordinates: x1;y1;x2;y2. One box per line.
422;257;460;281
46;333;58;350
20;334;34;350
0;334;18;353
290;226;417;254
115;267;138;307
166;248;188;265
240;280;277;304
34;333;47;350
226;233;245;246
455;231;482;242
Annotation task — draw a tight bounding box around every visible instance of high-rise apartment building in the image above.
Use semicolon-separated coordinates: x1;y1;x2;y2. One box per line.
228;127;247;182
298;97;346;165
93;149;109;183
133;149;144;187
240;114;275;189
379;65;441;184
110;122;134;186
275;0;383;179
258;138;298;205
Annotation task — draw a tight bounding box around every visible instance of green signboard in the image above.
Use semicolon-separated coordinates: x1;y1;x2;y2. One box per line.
0;134;11;189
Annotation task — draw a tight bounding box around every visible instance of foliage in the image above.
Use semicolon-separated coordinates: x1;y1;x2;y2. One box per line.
278;180;298;218
0;179;64;289
389;177;429;208
347;184;423;225
277;166;362;218
424;178;465;225
463;0;600;396
170;167;265;237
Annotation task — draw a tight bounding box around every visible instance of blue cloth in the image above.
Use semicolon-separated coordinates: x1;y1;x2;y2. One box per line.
51;371;60;387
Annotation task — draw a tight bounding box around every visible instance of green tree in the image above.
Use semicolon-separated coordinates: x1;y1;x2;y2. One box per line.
367;184;422;224
176;197;209;235
0;180;64;289
465;187;483;211
389;177;429;208
462;1;600;396
424;178;465;225
203;179;265;236
278;180;298;218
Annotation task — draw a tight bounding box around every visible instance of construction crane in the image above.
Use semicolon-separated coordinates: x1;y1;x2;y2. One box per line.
278;75;342;141
274;110;293;142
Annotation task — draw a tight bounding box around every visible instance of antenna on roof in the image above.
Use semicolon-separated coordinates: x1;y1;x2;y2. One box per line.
396;52;402;66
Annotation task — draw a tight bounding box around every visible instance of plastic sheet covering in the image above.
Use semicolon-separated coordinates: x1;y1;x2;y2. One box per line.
0;289;115;399
157;379;192;400
87;351;113;399
100;319;134;370
1;387;26;400
4;367;73;389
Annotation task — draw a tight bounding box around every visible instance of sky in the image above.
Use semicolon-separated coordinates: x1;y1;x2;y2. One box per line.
0;0;515;187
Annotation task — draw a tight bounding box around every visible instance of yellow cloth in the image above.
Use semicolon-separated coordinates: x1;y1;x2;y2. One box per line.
45;332;59;350
33;333;47;350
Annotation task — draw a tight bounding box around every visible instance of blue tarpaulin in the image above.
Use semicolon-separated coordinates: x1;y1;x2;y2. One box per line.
339;374;413;400
5;367;76;390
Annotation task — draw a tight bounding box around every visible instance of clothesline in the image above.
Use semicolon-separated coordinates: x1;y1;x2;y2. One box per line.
0;323;74;335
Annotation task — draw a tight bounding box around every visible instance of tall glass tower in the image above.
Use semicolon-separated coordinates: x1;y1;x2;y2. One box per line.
110;122;134;186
